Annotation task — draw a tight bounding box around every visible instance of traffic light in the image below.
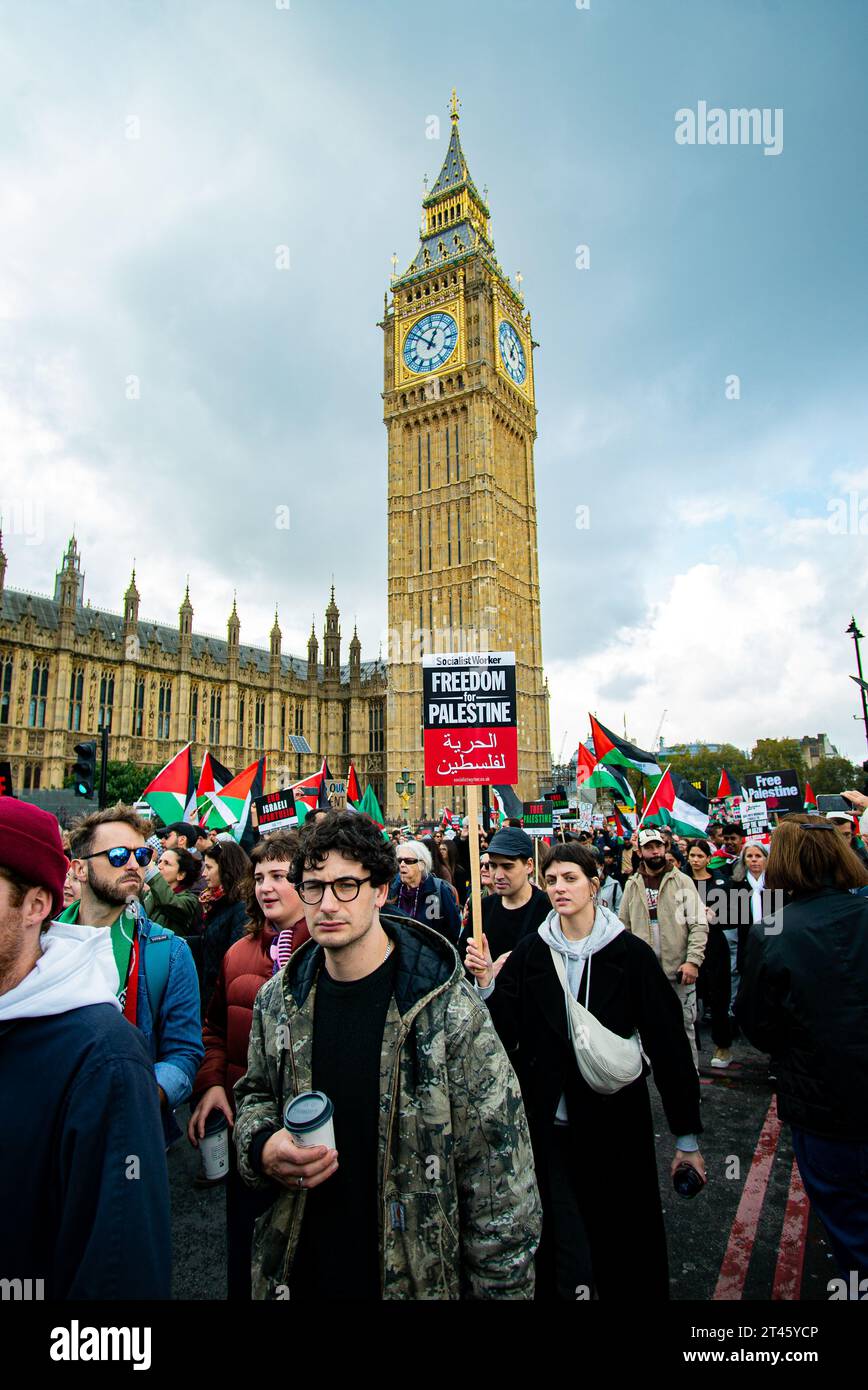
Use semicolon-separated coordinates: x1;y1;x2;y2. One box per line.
72;741;97;799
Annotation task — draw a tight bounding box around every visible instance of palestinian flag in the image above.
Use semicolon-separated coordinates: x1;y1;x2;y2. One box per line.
489;787;507;828
492;783;523;819
716;767;746;801
142;744;196;826
207;757;267;849
586;760;637;806
346;760;362;807
611;806;636;836
290;770;324;825
589;715;661;778
196;754;235;829
355;783;385;827
643;769;709;837
804;782;818;812
576;742;597;795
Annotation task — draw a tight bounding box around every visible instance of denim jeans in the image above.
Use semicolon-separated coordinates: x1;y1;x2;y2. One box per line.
791;1126;868;1281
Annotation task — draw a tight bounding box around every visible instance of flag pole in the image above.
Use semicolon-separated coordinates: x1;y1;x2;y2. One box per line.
465;784;484;950
635;764;671;833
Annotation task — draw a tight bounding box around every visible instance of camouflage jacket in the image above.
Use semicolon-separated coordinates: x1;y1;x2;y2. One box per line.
233;912;541;1300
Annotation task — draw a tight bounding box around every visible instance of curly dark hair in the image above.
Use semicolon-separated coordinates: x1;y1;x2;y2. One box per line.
291;810;397;887
202;839;249;903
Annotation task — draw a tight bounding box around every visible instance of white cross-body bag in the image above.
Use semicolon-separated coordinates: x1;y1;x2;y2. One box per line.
548;946;644;1095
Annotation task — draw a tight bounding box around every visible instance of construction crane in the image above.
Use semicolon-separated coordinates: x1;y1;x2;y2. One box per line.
556;729;569;766
652;709;668;751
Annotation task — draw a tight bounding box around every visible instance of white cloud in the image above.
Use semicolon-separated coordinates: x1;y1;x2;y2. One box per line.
548;558;868;766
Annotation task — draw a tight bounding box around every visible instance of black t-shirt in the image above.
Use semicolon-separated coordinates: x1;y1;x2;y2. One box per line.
480;885;551;960
290;946;398;1301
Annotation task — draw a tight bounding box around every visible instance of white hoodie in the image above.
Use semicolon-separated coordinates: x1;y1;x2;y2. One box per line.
538;904;626;1123
0;921;121;1023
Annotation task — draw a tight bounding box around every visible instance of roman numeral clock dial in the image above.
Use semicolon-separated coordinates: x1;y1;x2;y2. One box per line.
498;319;527;385
403;312;459;373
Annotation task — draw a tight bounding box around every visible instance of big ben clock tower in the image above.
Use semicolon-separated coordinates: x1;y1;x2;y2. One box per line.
381;91;550;821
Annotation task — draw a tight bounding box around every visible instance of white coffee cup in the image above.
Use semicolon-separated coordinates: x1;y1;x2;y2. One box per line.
283;1090;335;1150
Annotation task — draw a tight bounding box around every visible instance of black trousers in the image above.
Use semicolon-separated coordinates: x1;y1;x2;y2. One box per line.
534;1127;596;1300
697;929;734;1050
226;1142;277;1301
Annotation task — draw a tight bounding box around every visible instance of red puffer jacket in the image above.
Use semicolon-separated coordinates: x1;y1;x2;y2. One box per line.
192;918;309;1109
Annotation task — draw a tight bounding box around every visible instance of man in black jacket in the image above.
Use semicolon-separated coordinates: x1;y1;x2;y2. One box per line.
0;799;171;1299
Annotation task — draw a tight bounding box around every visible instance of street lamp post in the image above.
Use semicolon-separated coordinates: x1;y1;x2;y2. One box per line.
395;768;416;825
847;617;868;755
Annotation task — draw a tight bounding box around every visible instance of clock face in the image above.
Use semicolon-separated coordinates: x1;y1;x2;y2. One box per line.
403;312;458;374
498;320;527;385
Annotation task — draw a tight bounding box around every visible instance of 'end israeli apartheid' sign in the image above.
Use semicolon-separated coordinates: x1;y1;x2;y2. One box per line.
743;770;802;816
423;651;518;786
252;788;297;837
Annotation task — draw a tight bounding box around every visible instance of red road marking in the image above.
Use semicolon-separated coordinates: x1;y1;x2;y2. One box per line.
713;1095;782;1300
771;1159;810;1301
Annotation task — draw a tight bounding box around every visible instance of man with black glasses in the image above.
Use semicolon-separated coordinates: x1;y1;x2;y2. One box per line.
234;810;541;1300
60;805;203;1133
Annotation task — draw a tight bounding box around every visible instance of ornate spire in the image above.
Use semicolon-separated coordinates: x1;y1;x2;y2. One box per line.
271;605;281;637
394;92;494;287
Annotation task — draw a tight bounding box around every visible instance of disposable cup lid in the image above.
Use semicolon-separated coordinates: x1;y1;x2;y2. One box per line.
284;1090;334;1131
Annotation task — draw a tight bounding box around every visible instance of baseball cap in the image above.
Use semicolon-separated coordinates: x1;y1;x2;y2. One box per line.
638;829;665;847
487;827;535;859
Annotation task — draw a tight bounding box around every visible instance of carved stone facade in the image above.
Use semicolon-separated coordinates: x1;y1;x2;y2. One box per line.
0;537;387;807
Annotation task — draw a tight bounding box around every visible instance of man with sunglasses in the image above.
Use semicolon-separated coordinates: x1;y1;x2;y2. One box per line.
234;810;541;1300
59;805;203;1136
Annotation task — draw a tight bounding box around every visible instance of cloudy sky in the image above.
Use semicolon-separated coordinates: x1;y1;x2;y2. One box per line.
2;0;867;764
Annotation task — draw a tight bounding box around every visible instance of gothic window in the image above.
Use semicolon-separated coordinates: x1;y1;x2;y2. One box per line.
209;690;222;744
281;701;287;749
427;431;431;488
157;682;172;740
342;702;350;757
368;699;384;754
445;425;450;483
418;514;423;570
447;510;452;565
294;703;304;739
134;678;145;736
454;422;460;480
66;667;83;732
238;696;246;748
254;698;265;751
457;512;462;563
0;653;12;726
427;515;432;569
98;672;115;732
190;687;199;742
417;435;422;491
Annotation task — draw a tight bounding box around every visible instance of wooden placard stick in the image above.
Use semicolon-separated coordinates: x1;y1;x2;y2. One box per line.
466;783;484;949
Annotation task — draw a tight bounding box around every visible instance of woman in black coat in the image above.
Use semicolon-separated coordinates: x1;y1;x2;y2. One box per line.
466;842;704;1301
199;840;250;1008
735;816;868;1280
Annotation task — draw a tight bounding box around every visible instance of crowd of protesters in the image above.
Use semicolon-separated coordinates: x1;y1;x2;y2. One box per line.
1;789;867;1303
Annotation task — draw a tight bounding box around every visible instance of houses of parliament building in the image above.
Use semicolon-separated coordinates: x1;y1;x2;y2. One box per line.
0;534;388;810
0;94;550;820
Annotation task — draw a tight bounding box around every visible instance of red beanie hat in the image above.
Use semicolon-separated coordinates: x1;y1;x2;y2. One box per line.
0;799;69;919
